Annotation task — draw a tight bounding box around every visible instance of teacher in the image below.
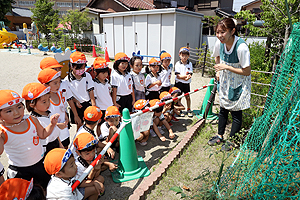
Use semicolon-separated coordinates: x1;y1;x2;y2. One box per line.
207;18;251;151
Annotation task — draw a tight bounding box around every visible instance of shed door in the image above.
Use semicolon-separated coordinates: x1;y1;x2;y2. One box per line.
103;17;114;58
147;14;161;62
134;15;148;62
114;17;124;55
124;16;135;59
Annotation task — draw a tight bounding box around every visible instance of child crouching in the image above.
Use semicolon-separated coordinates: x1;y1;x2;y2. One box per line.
73;133;105;198
133;99;150;146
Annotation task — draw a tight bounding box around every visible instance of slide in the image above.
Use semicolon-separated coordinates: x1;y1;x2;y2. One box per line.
0;28;17;49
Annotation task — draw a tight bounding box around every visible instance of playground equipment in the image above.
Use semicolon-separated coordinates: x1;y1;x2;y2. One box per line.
50;46;63;53
54;50;72;78
38;44;49;55
23;23;29;45
0;28;17;49
71;83;214;190
217;22;300;199
65;47;76;53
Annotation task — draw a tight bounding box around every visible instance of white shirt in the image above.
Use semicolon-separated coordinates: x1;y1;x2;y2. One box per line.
60;80;73;104
110;70;133;96
174;60;193;84
212;36;250;68
64;72;94;103
46;175;83;200
99;121;121;141
130;71;145;92
93;78;113;110
145;73;162;91
160;66;172;87
49;91;69;141
0;162;4;176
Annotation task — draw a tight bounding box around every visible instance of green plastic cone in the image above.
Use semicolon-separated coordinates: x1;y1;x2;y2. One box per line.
111;108;150;183
199;78;218;120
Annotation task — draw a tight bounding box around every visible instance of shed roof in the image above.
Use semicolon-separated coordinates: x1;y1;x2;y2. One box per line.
86;0;155;11
7;7;33;18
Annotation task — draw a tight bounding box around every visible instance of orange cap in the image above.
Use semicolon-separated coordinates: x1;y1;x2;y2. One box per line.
40;57;63;70
159;91;172;101
84;106;102;121
44;148;73;175
38;68;61;84
0;90;24;110
160;52;172;61
22;83;50;100
70;51;87;64
149;58;160;65
149;99;160;107
105;106;120;119
73;132;98;151
0;178;34;200
169;87;181;95
179;47;190;53
114;52;130;62
93;57;108;69
134;99;149;110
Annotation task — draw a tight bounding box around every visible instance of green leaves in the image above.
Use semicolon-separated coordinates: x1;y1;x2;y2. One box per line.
0;0;16;25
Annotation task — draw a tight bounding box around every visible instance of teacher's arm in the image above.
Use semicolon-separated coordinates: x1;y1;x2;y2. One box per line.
214;62;251;76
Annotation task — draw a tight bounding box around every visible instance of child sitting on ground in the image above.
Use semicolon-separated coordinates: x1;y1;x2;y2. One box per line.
92;57;113;134
99;106;121;152
175;47;193;117
159;52;173;92
159;91;173;125
38;68;70;149
169;87;185;121
149;99;175;141
73;133;105;198
133;99;150;146
45;148;97;199
130;56;146;100
0;90;59;189
76;106;117;171
145;58;162;100
23;83;63;156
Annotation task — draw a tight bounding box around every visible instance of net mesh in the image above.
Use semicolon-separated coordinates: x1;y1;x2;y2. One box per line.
217;23;300;199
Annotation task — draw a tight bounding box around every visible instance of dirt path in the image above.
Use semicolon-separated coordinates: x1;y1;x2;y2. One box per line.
0;49;216;199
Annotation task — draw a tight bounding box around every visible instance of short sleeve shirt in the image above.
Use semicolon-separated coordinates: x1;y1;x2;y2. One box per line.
160;66;172;87
93;78;113;110
130;71;145;92
145;73;162;91
175;61;193;84
110;70;133;96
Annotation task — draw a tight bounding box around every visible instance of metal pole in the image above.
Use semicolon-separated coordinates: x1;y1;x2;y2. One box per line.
202;44;208;77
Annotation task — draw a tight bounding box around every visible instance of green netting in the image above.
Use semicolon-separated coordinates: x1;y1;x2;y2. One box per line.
217;23;300;199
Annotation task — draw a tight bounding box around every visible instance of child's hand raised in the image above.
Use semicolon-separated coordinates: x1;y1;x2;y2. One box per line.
107;147;115;159
50;114;60;125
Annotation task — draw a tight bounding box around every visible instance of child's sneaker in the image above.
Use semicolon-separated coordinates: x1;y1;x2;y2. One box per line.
207;135;224;146
180;111;185;117
158;126;165;135
138;141;147;146
168;122;173;126
150;129;157;137
187;110;193;117
172;116;179;122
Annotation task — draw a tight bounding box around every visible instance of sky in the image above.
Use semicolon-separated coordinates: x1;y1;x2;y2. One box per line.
232;0;254;12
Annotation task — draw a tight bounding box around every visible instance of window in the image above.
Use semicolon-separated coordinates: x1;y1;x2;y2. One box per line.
57;2;72;7
58;10;68;16
74;3;86;7
19;1;35;6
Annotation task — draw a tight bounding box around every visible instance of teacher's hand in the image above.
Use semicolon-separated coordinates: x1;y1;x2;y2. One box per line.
214;64;228;72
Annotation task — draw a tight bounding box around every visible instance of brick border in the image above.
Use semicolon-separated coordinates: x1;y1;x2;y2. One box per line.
128;118;206;200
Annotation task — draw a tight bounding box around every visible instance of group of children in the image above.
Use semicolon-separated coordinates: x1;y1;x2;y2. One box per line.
0;46;193;199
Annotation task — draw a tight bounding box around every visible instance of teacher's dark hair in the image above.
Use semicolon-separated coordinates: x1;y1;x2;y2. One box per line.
216;18;238;36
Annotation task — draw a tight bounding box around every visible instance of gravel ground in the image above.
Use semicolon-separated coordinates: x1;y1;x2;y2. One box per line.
0;48;217;199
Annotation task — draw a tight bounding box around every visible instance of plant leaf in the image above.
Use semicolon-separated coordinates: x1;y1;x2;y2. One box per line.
170;186;183;193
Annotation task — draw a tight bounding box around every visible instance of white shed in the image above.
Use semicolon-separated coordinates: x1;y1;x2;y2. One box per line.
100;8;204;65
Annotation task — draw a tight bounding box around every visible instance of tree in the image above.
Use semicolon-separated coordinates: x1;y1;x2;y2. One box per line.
203;15;221;35
60;9;92;40
31;0;59;46
0;0;15;26
235;0;300;65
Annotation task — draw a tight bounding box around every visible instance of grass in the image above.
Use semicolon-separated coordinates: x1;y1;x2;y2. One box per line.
145;123;238;199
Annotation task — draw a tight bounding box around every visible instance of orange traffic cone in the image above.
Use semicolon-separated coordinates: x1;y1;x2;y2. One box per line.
92;45;97;57
74;43;76;50
105;47;110;62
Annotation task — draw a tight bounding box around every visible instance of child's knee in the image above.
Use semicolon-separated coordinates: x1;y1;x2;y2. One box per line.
96;175;105;183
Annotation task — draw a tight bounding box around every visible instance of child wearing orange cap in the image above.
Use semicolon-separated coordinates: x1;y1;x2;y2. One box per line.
45;148;89;199
64;51;96;130
99;106;121;150
160;91;173;125
75;106;117;171
133;99;150;145
145;58;162;100
23;83;63;156
169;87;185;122
73;132;105;197
0;178;46;199
38;68;71;148
148;99;175;141
0;89;59;189
92;57;113;128
130;56;146;100
160;52;173;92
175;47;193;117
111;52;135;113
